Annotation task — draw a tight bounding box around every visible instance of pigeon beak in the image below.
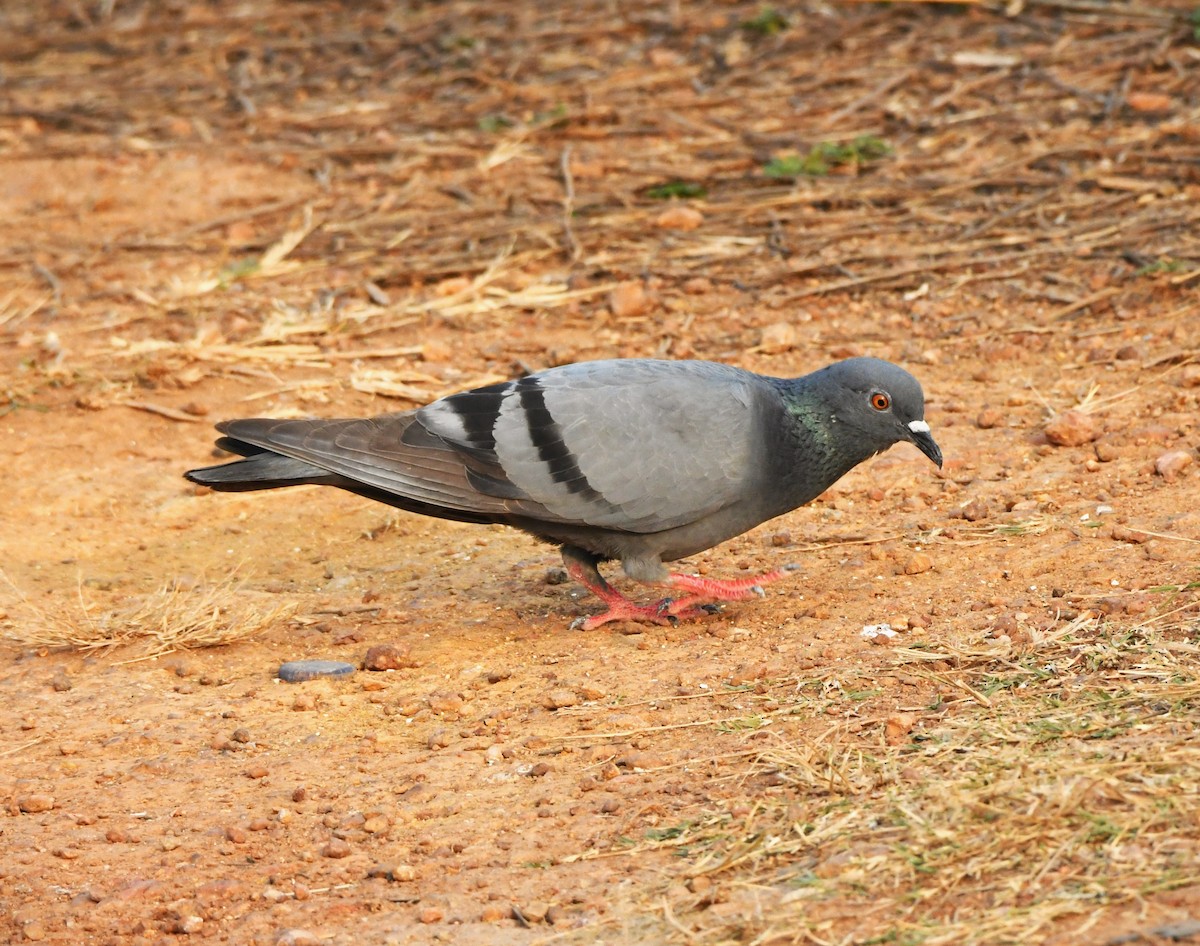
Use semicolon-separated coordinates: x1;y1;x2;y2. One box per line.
906;419;943;468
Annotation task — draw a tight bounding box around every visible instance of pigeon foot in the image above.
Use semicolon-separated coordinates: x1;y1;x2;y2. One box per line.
561;548;794;630
564;550;678;630
665;566;798;602
570;599;677;631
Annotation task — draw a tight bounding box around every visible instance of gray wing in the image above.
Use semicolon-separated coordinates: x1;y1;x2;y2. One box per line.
219;360;771;534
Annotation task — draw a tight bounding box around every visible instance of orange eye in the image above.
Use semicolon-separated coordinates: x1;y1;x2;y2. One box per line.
870;392;890;411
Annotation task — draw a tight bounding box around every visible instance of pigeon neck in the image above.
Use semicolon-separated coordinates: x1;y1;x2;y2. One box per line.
772;376;883;483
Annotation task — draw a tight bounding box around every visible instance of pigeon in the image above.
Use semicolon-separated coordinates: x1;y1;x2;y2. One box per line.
185;356;942;629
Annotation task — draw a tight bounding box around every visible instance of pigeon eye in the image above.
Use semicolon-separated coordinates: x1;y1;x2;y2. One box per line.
870;392;891;411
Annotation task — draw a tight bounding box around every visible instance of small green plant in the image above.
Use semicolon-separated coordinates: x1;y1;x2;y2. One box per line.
478;114;515;133
863;928;929;945
716;715;766;732
765;135;892;178
532;104;569;128
1190;8;1200;41
645;824;690;841
1147;580;1200;593
1135;257;1186;276
0;397;48;417
218;258;259;287
1080;811;1122;843
645;180;708;200
742;7;789;35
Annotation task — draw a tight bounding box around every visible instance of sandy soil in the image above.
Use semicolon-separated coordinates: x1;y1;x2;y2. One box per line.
2;3;1199;945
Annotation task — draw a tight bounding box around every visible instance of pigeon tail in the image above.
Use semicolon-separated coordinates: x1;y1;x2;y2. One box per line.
185;451;337;491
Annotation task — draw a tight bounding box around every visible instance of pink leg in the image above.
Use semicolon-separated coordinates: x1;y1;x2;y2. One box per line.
564;555;713;630
563;547;799;630
659;565;801;617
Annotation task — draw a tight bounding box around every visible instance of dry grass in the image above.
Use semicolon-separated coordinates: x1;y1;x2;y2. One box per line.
566;609;1200;945
0;572;293;658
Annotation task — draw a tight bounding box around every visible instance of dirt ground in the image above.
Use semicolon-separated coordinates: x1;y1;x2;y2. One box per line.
2;2;1200;944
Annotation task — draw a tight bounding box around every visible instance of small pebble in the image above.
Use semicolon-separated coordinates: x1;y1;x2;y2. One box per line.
292;693;317;711
275;930;320;946
418;906;443;924
1126;91;1172;112
544;688;579;709
976;407;1004;429
1155;449;1192;482
1044;410;1098;447
244;765;269;780
427;690;465;714
278;660;355;683
515;901;550;924
654;206;704;230
1111;525;1149;544
758;321;797;354
902;553;933;575
961;500;989;521
322;838;352;859
885;713;916;746
609;280;648;318
362;815;390;834
175;914;204;934
362;643;418;671
16;794;54;814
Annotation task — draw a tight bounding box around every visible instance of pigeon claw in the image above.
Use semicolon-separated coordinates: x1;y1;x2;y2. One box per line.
566;559;801;630
572;600;677;631
666;567;797;602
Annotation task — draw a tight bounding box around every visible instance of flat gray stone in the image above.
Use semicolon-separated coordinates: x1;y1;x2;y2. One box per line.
278;660;356;683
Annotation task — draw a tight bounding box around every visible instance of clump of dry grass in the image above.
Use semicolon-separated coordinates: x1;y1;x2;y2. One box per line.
0;572;293;658
577;609;1200;945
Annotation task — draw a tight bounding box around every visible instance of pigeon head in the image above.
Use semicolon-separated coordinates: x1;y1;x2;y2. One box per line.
817;357;943;468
